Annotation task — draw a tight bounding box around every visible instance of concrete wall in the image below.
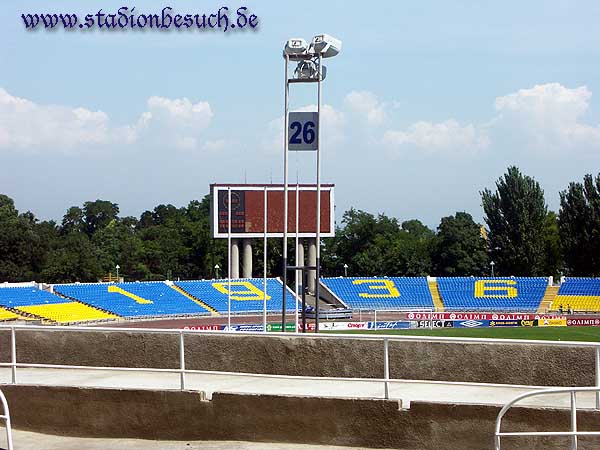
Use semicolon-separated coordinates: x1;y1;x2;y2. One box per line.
2;384;600;450
0;329;594;386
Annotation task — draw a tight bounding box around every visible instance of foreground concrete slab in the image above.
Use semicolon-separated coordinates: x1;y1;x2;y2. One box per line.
0;367;595;409
3;384;600;450
0;427;381;450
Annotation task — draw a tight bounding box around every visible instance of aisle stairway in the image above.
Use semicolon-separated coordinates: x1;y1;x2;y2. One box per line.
428;281;445;312
538;285;559;313
170;285;219;316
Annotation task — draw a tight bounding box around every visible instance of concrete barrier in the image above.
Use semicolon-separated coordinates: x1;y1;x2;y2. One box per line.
0;328;594;386
2;384;600;449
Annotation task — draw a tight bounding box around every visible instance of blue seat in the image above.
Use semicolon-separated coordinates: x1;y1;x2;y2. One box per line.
55;282;213;318
175;278;297;314
437;277;546;312
320;277;434;310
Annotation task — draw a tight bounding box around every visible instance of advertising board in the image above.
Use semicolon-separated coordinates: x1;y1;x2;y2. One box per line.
567;317;600;327
369;321;411;330
405;312;566;321
411;320;454;329
488;319;520;327
537;318;567;327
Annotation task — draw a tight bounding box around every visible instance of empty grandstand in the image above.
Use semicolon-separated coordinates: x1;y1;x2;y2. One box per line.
436;277;547;312
320;277;434;310
3;277;600;325
552;277;600;312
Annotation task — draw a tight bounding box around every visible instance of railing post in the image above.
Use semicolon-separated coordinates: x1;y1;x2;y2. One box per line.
374;310;377;330
383;337;390;400
179;330;186;390
596;347;600;410
571;391;578;450
10;327;16;384
0;389;14;450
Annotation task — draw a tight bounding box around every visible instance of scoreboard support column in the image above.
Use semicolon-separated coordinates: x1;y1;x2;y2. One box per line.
242;239;253;278
307;238;317;293
231;239;240;279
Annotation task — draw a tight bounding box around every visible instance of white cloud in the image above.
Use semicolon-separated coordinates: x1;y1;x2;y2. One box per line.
0;88;117;151
133;96;214;151
344;91;386;125
383;119;490;155
382;83;600;157
0;88;214;153
493;83;600;151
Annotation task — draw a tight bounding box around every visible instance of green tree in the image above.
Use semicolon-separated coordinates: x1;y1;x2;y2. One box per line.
325;209;434;276
0;195;41;281
481;166;548;276
93;219;147;281
541;211;563;278
558;174;600;276
83;200;119;236
330;208;402;276
41;233;102;282
61;206;85;235
384;220;434;276
433;212;488;276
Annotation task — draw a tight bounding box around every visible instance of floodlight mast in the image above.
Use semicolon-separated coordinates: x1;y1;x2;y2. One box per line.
281;53;290;331
281;35;341;334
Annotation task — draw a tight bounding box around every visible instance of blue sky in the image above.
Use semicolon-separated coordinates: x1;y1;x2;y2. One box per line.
1;0;600;228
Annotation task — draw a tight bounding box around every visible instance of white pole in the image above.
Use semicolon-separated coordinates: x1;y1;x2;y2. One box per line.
314;52;323;333
10;327;16;384
571;391;578;450
295;181;300;333
263;186;268;332
282;54;290;331
227;187;232;331
383;337;390;399
179;330;185;390
596;347;600;410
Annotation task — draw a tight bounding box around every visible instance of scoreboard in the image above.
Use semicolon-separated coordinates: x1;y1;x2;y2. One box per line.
210;184;335;239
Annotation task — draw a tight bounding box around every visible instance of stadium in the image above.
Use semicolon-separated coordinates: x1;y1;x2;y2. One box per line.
3;3;600;450
3;241;600;449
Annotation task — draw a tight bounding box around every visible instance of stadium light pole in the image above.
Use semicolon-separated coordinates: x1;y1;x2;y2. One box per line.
263;186;268;332
282;52;290;332
490;261;495;277
115;265;120;282
214;264;220;279
282;35;341;334
227;187;232;331
343;263;348;277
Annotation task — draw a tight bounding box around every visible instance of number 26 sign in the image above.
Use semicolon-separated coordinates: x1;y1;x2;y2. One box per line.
288;112;318;151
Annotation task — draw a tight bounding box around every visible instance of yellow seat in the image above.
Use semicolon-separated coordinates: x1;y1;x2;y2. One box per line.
552;295;600;312
16;302;119;323
0;307;20;321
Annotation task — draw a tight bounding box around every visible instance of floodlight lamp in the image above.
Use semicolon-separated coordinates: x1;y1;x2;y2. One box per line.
294;60;327;81
310;34;342;58
284;38;308;57
295;60;318;79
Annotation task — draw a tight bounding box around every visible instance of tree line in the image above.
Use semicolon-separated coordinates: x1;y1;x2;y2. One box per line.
1;166;599;283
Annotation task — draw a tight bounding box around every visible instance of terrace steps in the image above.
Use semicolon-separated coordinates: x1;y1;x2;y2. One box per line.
428;281;445;312
539;285;559;313
170;285;219;316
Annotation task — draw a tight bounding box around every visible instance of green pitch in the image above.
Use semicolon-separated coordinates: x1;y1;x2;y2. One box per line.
333;326;600;342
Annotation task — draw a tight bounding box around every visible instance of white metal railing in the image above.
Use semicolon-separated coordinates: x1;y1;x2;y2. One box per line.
354;308;435;329
495;387;600;450
1;324;600;406
0;388;14;450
